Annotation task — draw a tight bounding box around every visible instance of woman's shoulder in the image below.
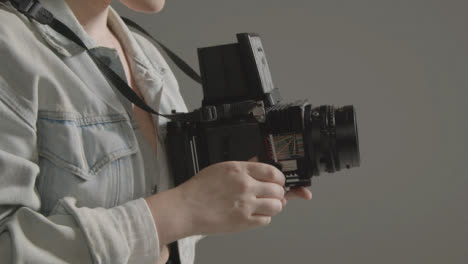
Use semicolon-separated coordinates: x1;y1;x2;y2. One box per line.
0;2;50;69
0;3;50;124
0;2;38;44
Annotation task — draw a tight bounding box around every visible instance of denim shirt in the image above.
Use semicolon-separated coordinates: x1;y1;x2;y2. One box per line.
0;0;201;263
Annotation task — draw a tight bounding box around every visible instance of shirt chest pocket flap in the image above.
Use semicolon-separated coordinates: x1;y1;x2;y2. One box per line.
37;113;138;180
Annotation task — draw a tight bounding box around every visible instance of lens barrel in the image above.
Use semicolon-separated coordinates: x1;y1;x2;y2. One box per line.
306;105;360;176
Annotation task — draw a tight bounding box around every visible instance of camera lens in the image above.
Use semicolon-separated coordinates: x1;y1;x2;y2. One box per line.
306;105;360;175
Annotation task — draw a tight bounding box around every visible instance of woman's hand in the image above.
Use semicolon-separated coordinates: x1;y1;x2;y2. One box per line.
176;159;286;235
145;157;312;248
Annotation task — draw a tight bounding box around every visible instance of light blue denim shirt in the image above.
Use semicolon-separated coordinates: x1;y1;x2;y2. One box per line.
0;0;201;263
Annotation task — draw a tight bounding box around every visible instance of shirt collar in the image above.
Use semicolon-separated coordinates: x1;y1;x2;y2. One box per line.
106;7;165;76
33;0;165;76
31;0;168;116
34;0;97;56
105;7;168;111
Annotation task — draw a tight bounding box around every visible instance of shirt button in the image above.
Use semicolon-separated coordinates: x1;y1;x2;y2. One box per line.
151;184;158;194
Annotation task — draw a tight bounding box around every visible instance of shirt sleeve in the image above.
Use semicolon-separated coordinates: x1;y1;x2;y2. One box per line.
0;75;160;264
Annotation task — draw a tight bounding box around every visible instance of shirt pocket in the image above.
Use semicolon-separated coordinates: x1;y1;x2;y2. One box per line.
36;112;138;215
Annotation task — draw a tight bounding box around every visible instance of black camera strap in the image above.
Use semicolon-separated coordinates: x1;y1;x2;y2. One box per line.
3;0;217;122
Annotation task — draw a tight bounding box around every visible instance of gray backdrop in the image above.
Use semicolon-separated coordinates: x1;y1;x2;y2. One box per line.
113;1;468;263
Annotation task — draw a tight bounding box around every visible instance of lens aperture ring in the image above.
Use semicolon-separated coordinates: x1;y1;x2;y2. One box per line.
327;105;336;135
319;105;336;136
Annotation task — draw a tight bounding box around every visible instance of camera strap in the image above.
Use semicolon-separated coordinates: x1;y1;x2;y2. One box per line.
4;0;218;122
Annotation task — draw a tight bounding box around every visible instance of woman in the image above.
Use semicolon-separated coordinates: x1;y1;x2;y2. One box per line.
0;0;312;263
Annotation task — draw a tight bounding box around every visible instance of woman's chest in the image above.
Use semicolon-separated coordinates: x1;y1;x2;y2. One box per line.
34;58;170;215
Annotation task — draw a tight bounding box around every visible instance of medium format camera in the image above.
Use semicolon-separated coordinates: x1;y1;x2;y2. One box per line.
167;33;360;187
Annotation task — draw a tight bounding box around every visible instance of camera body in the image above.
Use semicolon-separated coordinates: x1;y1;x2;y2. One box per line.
166;33;360;187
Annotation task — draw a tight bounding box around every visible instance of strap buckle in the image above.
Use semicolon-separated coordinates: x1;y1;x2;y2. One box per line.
170;106;218;122
199;105;218;121
10;0;53;24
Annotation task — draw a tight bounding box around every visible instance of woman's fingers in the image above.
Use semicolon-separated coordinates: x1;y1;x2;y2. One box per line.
252;198;283;216
285;187;312;200
248;156;311;203
247;162;285;186
247;157;285;186
281;197;287;206
254;181;285;199
249;215;272;227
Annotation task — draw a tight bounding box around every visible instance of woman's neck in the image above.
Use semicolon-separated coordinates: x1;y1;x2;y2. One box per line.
64;0;114;47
